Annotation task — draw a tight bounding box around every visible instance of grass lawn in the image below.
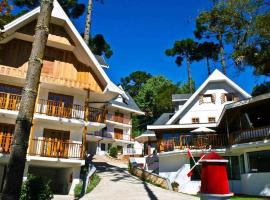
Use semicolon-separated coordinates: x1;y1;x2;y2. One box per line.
232;196;268;200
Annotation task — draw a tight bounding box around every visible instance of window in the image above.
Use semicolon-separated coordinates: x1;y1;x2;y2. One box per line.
0;83;22;94
200;94;215;104
208;117;216;123
240;154;245;174
224;156;241;180
101;143;106;151
192;118;200;124
247;150;270;173
203;94;212;103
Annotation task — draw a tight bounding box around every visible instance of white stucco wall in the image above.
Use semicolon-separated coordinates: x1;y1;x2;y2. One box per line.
241;173;270;196
179;82;245;124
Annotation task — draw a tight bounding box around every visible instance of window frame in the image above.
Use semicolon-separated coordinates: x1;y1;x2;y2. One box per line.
191;117;200;124
208;117;216;123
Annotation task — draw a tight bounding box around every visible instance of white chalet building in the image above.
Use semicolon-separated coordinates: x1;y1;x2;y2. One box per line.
147;69;270;197
0;1;143;195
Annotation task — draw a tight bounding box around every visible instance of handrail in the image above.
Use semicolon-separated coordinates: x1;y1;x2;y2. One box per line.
158;134;228;152
106;113;131;125
230;126;270;144
29;137;83;159
0;133;13;153
0;92;22;111
36;99;84;119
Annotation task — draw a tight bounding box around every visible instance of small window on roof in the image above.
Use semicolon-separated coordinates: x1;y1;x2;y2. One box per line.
192;117;200;124
199;94;216;104
208;117;216;123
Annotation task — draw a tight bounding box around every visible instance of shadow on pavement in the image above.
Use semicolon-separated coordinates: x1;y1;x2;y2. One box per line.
93;160;159;200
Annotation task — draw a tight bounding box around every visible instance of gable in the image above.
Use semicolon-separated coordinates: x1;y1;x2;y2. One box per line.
167;69;251;125
0;0;128;98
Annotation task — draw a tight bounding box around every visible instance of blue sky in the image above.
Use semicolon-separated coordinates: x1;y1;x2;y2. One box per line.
75;0;269;93
15;0;269;93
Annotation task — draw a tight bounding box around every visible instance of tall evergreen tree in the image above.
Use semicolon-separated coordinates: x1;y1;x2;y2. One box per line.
165;38;200;93
1;0;54;199
197;42;219;76
194;1;232;75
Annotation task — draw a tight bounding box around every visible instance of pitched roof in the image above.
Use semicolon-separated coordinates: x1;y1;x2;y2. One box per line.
1;0;127;99
109;93;144;115
166;69;251;125
172;94;192;101
153;113;173;125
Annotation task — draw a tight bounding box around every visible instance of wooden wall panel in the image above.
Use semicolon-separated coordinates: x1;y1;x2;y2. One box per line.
0;39;103;92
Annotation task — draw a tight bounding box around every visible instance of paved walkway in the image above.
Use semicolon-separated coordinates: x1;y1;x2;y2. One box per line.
80;155;198;200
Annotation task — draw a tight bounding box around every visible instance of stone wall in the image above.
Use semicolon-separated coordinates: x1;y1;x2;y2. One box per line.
130;166;171;190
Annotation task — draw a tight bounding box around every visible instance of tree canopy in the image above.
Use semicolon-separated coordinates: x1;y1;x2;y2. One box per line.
13;0;85;18
120;71;152;98
165;38;200;93
252;82;270;96
88;34;113;59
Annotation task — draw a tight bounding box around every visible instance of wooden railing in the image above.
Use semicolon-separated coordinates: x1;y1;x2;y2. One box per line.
0;133;13;154
88;107;105;123
114;132;132;141
29;137;83;159
36;99;84;119
230;126;270;145
0;92;21;111
106;114;131;125
157;134;229;152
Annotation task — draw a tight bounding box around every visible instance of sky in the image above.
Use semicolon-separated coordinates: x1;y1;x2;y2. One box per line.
16;0;270;93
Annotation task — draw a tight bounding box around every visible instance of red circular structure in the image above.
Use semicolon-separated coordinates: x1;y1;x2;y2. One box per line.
200;152;230;195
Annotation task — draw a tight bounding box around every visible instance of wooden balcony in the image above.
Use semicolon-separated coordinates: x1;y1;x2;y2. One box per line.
0;133;13;154
0;135;83;159
106;114;131;125
230;126;270;145
0;92;21;111
36;99;84;119
157;134;229;152
114;132;132;141
29;137;83;159
88;107;105;123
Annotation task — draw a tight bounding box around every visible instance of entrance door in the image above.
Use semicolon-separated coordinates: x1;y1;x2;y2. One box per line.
42;129;70;158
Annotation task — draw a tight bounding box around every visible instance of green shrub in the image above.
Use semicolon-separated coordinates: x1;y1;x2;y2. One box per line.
109;147;118;158
20;174;53;200
74;173;101;198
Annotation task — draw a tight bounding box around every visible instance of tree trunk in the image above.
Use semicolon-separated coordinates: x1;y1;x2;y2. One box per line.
1;1;54;199
218;33;226;75
186;56;193;93
83;0;93;44
206;57;211;76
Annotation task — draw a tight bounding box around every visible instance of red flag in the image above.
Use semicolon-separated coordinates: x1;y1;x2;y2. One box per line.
187;170;193;177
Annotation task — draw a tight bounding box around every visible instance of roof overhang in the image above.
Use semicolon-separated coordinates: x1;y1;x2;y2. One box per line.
108;103;144;115
147;123;217;131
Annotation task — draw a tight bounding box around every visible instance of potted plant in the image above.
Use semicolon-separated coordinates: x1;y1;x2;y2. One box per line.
171;181;179;192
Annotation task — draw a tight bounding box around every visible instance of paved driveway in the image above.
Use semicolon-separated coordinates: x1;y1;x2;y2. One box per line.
81;155;198;200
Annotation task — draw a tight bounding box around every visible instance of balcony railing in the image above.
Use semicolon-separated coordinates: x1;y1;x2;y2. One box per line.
0;93;106;122
230;126;270;145
29;137;83;159
106;114;131;125
88;107;105;123
157;134;229;152
114;132;133;141
0;133;13;154
0;92;21;111
88;131;113;138
36;99;84;119
0;135;83;159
